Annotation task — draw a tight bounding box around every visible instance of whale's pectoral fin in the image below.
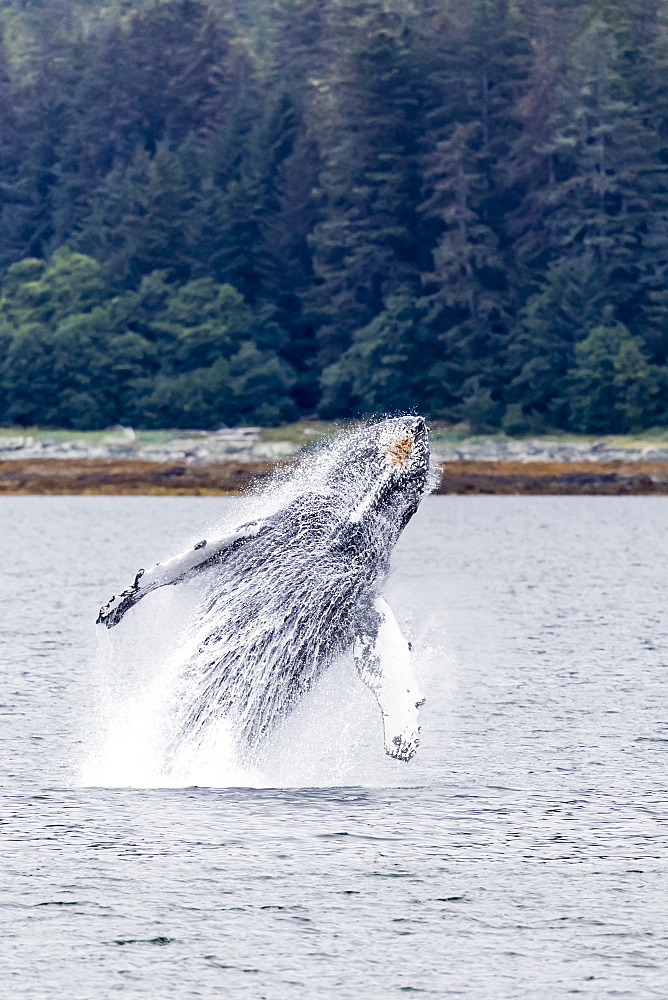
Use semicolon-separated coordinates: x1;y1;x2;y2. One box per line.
352;596;424;761
96;569;146;628
96;520;263;628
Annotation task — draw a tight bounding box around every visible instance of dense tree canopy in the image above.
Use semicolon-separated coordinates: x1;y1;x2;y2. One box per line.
0;0;667;429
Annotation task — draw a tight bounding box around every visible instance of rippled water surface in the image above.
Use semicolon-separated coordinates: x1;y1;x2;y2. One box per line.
1;496;667;998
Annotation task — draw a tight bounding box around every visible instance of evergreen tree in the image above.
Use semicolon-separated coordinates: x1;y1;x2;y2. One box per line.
416;0;531;420
307;0;424;377
0;24;26;274
505;1;576;282
122;274;297;427
566;311;661;432
2;13;85;265
419;120;512;420
54;0;235;242
505;251;607;428
147;278;252;372
0;248;107;328
528;20;665;325
0;0;666;430
256;105;321;409
76;144;198;288
583;0;661;105
228;340;298;425
321;293;421;415
0;249;145;428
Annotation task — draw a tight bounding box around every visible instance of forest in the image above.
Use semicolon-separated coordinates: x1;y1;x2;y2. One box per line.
0;0;667;431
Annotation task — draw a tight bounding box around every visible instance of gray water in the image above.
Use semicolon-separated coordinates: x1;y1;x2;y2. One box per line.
1;496;667;998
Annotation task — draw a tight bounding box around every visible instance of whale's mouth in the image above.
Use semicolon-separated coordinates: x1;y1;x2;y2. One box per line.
383;436;414;468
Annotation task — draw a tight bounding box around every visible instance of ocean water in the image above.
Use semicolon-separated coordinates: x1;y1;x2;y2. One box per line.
1;495;667;998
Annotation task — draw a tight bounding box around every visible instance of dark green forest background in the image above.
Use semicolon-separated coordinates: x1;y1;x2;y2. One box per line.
0;0;667;431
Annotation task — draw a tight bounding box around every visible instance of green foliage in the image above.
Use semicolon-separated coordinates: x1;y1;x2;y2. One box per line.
320;294;427;417
0;248;296;427
1;248;107;326
566;315;662;432
149;279;250;371
0;0;667;430
2;308;119;428
505;252;606;426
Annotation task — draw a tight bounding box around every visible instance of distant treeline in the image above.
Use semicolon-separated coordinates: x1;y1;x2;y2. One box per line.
0;0;667;430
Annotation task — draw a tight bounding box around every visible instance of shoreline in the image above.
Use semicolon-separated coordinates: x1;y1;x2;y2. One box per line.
2;458;668;496
0;459;277;496
436;460;668;495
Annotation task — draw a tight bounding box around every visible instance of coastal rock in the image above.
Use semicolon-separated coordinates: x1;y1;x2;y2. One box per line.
2;430;668;465
0;436;34;452
430;437;668;464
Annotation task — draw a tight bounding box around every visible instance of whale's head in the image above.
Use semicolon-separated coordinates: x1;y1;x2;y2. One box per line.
327;416;431;534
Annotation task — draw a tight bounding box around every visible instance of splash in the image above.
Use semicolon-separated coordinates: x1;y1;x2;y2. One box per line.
80;420;438;788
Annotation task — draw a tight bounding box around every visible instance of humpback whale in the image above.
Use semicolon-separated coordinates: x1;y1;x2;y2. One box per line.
97;416;431;761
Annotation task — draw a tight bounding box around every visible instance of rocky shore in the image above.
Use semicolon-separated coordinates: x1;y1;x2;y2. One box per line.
436;460;668;495
0;459;275;495
0;427;297;464
1;457;666;495
1;426;668;495
2;426;668;464
431;438;668;463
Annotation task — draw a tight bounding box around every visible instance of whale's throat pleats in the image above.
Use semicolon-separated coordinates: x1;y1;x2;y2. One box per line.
173;504;374;753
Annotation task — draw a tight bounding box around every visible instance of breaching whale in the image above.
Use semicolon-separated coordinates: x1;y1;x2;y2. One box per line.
97;416;431;761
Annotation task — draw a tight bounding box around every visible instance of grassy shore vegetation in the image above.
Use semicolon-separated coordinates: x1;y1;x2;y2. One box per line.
0;0;667;433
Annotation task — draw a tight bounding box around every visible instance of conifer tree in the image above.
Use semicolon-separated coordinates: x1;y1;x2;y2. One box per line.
566;311;661;432
419;120;512;419
505;251;607;428
505;1;575;282
0;249;141;428
54;0;235;243
0;0;667;430
529;20;665;325
4;14;84;264
320;293;454;417
0;25;26;274
76;145;198;288
308;0;424;375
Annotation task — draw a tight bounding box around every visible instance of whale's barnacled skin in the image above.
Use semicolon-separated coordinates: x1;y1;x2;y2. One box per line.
97;416;431;760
